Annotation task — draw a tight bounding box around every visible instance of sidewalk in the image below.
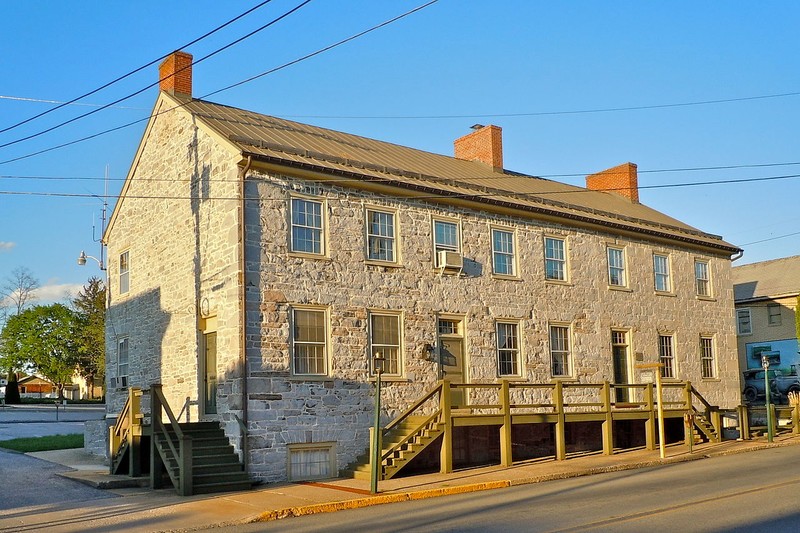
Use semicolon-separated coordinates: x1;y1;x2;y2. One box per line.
7;434;800;532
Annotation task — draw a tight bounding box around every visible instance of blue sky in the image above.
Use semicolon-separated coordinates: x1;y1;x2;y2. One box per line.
1;1;798;304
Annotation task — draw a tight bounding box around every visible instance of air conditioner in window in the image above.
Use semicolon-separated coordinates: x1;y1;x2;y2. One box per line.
111;376;128;388
438;250;463;271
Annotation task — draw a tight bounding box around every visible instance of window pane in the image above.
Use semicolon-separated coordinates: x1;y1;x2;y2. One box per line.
659;335;675;378
654;255;670;292
608;248;625;286
550;325;570;376
370;314;401;375
736;309;752;335
700;337;715;378
367;210;395;262
293;309;327;375
291;199;324;254
492;229;515;276
496;322;519;376
695;261;710;296
434;221;458;251
119;252;130;294
545;238;566;281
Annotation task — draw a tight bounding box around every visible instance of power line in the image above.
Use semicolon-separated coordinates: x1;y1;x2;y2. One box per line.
0;95;147;111
740;231;800;247
0;0;276;136
0;0;440;167
0;0;312;151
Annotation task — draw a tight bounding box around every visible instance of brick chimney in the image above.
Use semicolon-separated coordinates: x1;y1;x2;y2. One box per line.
159;51;193;98
454;124;503;170
586;162;639;203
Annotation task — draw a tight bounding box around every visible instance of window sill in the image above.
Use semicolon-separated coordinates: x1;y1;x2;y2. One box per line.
288;375;333;382
288;252;330;261
550;377;577;383
545;279;572;287
368;376;409;383
696;295;716;302
701;378;721;383
364;260;402;269
491;274;521;281
607;285;632;293
654;291;677;297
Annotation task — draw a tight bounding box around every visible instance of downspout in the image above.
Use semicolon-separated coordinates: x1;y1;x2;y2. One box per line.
731;249;744;262
238;155;252;467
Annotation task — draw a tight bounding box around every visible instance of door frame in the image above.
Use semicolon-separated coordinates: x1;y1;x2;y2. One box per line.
199;315;218;419
436;314;467;407
611;329;633;403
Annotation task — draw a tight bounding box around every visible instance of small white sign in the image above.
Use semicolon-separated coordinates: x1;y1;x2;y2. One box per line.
640;371;654;383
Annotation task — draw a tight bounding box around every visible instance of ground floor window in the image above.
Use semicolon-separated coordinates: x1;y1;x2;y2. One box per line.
700;336;716;379
659;334;676;379
287;442;336;481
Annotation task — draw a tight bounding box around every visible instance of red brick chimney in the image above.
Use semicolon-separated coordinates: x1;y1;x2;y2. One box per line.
454;124;503;170
159;51;193;98
586;162;639;203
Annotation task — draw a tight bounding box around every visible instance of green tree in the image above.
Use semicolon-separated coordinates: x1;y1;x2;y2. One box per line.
0;304;79;400
72;277;105;397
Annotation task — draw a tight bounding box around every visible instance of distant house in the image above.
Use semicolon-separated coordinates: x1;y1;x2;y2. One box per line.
104;51;742;483
732;256;800;378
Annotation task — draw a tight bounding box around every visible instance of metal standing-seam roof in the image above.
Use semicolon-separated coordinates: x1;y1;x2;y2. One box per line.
178;97;739;254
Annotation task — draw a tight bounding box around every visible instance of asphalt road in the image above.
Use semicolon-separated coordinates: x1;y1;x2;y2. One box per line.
0;404;105;440
229;445;800;532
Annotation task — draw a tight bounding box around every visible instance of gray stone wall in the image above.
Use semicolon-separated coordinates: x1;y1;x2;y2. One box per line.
243;170;739;482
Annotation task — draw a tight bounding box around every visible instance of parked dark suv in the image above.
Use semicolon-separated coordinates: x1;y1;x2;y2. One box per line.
742;369;778;403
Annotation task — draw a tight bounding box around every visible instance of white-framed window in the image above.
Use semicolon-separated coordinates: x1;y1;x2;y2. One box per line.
291;307;328;376
369;312;402;377
366;209;396;263
700;336;716;379
433;218;460;266
544;236;567;281
549;324;572;377
290;197;325;255
653;254;671;292
496;321;521;377
119;251;130;294
607;247;626;287
659;334;676;379
491;228;516;276
287;442;336;481
736;308;752;335
117;337;129;383
695;260;711;297
767;304;782;326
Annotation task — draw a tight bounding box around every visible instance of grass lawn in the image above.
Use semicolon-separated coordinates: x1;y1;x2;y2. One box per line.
0;433;84;453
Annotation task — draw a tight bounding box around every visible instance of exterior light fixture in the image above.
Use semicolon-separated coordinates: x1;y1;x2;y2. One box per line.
77;250;105;270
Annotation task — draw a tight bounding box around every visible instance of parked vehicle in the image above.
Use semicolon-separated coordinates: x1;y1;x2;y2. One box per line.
770;366;800;401
742;369;779;403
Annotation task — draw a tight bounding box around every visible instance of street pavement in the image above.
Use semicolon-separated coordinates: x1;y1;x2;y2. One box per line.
0;403;105;441
1;432;799;532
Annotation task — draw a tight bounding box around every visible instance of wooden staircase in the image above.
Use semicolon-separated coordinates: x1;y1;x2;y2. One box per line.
152;422;251;495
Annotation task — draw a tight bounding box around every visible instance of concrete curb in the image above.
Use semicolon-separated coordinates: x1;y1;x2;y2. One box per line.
254;481;510;522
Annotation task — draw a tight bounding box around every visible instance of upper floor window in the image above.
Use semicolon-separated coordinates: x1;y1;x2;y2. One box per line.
496;321;520;377
659;334;676;379
767;304;782;326
736;308;752;335
433;219;460;267
700;336;716;379
366;209;396;263
653;254;671;292
607;247;626;287
695;260;711;297
491;228;516;276
291;308;328;376
119;251;130;294
291;198;324;255
369;312;402;377
544;237;567;281
549;324;572;377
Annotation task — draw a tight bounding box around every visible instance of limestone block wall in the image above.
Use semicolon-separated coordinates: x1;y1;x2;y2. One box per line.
243;170;739;482
105;98;243;447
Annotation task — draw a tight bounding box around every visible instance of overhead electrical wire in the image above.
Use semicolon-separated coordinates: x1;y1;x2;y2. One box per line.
0;0;440;167
0;0;313;151
0;0;276;136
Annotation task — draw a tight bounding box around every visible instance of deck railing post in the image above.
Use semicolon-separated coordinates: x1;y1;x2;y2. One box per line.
738;405;751;440
684;381;693;411
793;404;800;435
601;381;613;455
500;380;512;467
644;384;656;450
129;387;142;476
179;434;193;496
554;381;566;461
150;384;163;489
440;381;453;474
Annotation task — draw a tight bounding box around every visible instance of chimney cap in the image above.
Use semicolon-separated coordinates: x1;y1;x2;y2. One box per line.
470;124;485;130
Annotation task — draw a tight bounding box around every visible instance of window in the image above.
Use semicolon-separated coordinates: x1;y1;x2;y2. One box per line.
492;228;516;276
544;237;567;281
653;254;671;292
117;337;129;383
607;247;626;287
366;209;396;262
496;322;520;376
700;336;716;379
736;308;752;335
659;334;675;379
291;308;328;375
695;260;711;297
433;219;459;266
287;442;336;481
369;313;401;376
291;198;324;255
119;251;130;294
549;324;572;377
768;304;782;326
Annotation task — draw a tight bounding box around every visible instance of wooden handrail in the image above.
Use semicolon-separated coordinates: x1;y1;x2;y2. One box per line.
380;410;442;463
384;382;443;433
109;387;142;474
150;384;193;496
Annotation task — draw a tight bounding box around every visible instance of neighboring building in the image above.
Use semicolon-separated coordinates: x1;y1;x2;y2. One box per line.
104;51;742;483
733;256;800;382
17;374;78;399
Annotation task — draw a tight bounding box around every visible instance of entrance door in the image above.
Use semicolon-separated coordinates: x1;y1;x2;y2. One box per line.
438;318;466;408
611;330;631;403
202;331;218;415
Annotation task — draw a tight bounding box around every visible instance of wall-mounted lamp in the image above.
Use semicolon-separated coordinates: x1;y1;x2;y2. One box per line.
77;250;105;271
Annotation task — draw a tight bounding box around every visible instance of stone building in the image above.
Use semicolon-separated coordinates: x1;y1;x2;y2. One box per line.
104;52;742;483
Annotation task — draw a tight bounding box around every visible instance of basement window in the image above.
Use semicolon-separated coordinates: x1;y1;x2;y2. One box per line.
287;442;337;481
